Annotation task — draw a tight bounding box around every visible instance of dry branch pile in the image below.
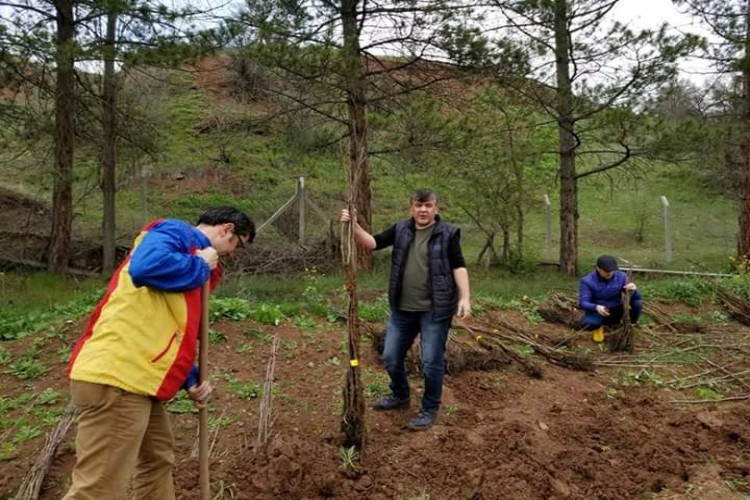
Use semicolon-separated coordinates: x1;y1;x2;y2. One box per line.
16;405;78;500
255;335;281;458
366;317;593;377
717;288;750;326
607;290;634;353
226;237;339;275
537;292;583;328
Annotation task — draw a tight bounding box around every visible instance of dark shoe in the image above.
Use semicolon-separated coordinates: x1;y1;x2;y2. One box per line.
407;410;437;431
372;395;410;411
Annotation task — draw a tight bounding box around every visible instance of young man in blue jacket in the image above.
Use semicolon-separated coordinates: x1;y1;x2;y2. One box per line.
579;255;642;330
65;206;254;500
341;189;471;431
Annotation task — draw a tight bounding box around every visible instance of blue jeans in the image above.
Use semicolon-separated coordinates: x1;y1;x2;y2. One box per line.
382;310;451;413
582;298;643;330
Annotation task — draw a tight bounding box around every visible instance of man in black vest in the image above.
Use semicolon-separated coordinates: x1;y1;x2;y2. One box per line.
341;188;471;430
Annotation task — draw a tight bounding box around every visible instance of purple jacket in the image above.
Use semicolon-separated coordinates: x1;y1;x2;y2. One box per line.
579;270;641;312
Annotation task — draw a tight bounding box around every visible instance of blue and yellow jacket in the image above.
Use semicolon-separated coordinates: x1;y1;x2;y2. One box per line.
68;219;220;401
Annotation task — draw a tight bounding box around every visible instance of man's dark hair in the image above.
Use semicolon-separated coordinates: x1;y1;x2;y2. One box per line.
197;206;256;244
411;188;438;204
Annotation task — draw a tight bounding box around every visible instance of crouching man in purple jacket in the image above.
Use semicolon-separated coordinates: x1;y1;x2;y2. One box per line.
579;255;642;330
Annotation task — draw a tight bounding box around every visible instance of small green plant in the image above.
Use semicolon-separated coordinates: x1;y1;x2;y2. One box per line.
208;415;235;429
226;377;262;400
363;369;390;398
243;327;272;342
249;304;285;326
364;380;389;398
166;392;197;414
7;356;47;380
520;297;543;324
707;310;729;324
236;383;262;400
605;387;618;399
36;407;65;426
615;369;664;387
235;342;253;354
293;314;318;329
15;392;35;405
208;329;227;344
325;310;341;323
13;424;42;443
338;445;359;471
0;442;16;461
38;388;60;405
326;356;341;367
210;297;251;322
695;387;722;401
359;295;389;322
301;266;325;304
444;404;459;417
516;345;534;357
0;397;15;415
56;344;72;364
0;348;10;366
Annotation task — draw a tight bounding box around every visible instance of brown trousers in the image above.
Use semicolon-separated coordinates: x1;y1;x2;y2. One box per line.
63;381;176;500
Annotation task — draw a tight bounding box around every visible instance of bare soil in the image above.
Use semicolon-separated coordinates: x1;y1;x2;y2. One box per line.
1;305;749;500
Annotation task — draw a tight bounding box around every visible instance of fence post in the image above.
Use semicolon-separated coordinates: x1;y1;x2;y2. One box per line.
297;177;306;245
140;163;150;227
660;195;672;263
543;194;552;261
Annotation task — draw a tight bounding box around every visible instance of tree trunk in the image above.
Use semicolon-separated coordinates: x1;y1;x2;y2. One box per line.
739;0;750;259
341;0;372;271
101;10;118;274
554;0;578;275
48;0;75;272
514;152;524;263
516;202;524;263
339;0;367;451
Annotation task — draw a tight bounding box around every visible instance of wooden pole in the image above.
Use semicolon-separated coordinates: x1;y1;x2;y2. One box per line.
660;196;673;263
298;177;306;246
199;281;210;500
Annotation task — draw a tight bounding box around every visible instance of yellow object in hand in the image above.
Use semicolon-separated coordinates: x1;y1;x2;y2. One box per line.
592;327;604;343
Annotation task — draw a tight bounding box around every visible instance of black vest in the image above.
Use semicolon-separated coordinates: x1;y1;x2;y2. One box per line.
388;216;458;321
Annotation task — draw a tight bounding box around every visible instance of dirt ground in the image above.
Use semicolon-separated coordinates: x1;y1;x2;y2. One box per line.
1;302;749;500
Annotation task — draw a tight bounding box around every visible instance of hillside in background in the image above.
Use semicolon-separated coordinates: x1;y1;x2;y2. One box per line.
0;53;737;273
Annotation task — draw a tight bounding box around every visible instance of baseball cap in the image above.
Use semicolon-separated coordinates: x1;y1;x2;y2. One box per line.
596;255;619;272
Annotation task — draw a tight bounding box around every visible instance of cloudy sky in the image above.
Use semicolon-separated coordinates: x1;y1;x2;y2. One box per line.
612;0;716;84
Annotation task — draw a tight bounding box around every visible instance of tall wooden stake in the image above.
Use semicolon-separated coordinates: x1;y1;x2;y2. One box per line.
199;281;210;500
341;204;366;451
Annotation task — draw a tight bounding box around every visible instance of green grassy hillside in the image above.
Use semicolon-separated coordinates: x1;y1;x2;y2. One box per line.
0;56;739;323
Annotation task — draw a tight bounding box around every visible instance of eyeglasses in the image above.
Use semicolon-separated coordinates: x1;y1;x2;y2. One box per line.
233;233;249;249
